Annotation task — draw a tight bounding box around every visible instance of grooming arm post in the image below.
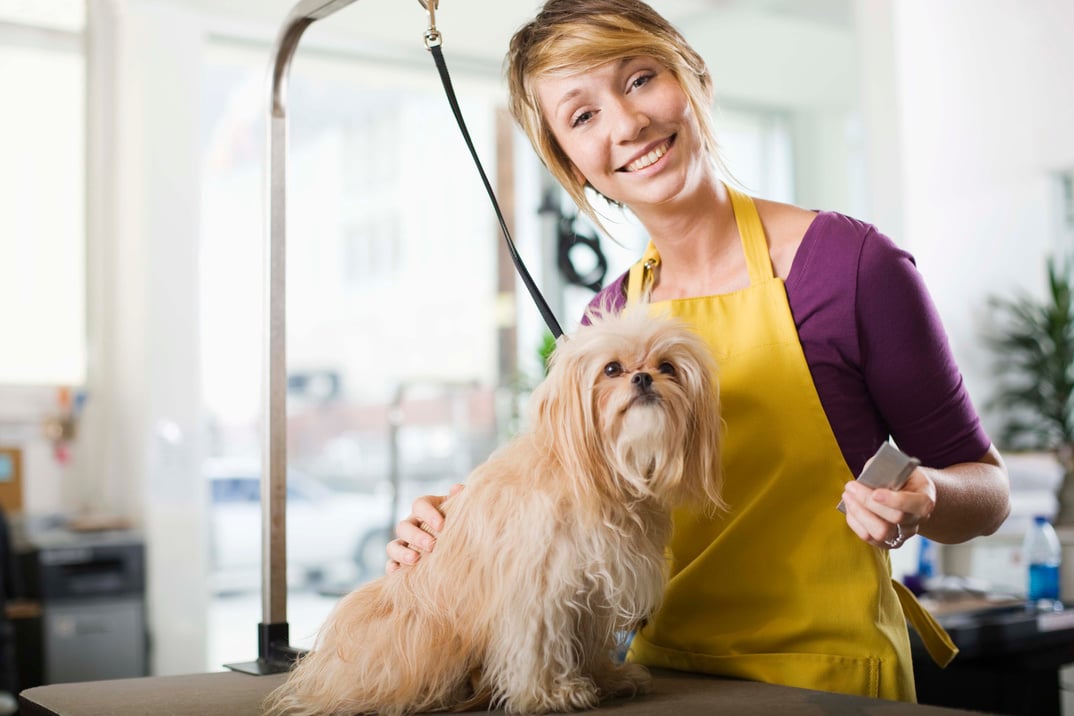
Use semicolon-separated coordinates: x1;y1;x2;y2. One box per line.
226;0;360;675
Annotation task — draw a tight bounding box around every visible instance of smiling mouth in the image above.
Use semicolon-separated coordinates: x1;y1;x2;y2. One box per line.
620;136;675;172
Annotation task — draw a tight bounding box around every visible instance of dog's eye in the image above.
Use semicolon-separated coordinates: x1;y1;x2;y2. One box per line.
604;361;623;377
658;361;676;376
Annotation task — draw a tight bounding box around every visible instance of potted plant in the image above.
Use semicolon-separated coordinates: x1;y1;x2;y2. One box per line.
984;255;1074;524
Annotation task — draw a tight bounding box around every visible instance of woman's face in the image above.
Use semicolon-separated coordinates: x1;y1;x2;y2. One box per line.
535;56;709;214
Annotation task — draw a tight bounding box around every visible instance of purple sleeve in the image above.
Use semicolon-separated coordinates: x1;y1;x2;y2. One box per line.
787;213;991;474
854;227;990;467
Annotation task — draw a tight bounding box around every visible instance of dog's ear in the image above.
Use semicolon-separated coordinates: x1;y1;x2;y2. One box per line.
529;341;610;487
684;340;724;513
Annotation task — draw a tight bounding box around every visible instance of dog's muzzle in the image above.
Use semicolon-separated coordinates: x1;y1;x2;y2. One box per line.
631;372;661;405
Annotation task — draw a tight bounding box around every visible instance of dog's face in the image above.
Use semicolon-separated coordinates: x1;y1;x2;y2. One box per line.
531;308;723;511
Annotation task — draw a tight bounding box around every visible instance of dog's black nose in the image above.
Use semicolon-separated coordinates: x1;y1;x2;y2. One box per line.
632;372;653;390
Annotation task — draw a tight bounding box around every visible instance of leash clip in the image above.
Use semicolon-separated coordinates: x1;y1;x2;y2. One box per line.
641;258;658;304
418;0;442;49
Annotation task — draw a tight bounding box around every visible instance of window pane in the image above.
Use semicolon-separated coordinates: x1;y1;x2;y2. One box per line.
717;106;796;203
0;36;85;385
202;41;505;667
0;0;84;32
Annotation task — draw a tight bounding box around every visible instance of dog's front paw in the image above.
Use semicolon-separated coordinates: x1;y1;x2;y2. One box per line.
555;677;602;711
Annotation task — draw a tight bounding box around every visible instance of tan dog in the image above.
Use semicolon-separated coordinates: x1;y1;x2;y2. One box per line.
264;308;723;715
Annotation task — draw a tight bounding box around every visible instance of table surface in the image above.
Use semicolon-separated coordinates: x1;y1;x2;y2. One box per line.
19;667;989;716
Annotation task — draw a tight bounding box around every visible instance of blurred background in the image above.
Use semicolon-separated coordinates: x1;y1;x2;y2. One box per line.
0;0;1071;703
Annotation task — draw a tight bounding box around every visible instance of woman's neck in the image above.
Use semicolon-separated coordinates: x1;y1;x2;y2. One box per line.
633;178;749;300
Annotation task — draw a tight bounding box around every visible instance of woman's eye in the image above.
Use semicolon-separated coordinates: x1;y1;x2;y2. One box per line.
630;73;653;91
604;361;623;377
658;361;676;376
571;109;596;128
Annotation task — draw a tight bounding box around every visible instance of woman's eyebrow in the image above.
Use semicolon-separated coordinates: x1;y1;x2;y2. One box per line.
555;88;584;116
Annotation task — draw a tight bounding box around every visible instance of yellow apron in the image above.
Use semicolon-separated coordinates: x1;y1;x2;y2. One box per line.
624;186;956;701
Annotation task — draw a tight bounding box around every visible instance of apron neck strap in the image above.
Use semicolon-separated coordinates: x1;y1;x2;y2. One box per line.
725;184;773;285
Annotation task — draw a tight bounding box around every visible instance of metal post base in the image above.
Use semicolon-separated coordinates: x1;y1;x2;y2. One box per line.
224;622;306;675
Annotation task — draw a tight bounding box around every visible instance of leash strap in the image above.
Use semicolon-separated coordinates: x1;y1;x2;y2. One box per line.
427;43;564;340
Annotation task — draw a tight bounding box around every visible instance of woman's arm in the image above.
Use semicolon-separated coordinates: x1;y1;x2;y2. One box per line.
838;227;1010;548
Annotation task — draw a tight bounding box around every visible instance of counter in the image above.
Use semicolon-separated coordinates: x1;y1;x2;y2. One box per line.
19;667;986;715
913;597;1074;715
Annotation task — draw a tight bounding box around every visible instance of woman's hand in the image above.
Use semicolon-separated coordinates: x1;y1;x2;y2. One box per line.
385;483;464;573
842;445;1009;548
841;468;936;550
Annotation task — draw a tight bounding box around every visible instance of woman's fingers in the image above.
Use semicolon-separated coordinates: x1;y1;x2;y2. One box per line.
384;483;465;572
841;482;909;549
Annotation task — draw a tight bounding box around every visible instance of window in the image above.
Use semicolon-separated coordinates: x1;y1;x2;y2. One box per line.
201;39;506;666
0;5;85;385
715;105;796;204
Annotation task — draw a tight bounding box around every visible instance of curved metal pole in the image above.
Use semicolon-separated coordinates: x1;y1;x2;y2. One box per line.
264;0;363;650
228;0;359;675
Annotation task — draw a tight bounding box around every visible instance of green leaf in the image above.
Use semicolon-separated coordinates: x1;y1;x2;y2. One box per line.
983;254;1074;453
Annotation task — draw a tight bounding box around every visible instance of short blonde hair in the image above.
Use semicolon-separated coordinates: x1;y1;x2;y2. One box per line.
506;0;720;231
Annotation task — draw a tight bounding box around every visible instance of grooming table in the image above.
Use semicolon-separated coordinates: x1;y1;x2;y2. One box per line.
18;669;986;715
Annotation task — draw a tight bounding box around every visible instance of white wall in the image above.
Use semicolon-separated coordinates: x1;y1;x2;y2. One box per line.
82;0;209;676
884;0;1074;434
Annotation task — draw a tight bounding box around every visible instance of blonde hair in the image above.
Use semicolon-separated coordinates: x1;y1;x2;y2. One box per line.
506;0;722;232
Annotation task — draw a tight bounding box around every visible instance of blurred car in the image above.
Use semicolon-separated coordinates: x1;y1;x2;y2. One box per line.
206;458;396;594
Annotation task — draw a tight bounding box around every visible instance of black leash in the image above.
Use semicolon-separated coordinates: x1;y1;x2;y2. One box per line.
421;5;564;340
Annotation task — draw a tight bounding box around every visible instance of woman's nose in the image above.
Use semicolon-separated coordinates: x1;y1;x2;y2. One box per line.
611;99;650;142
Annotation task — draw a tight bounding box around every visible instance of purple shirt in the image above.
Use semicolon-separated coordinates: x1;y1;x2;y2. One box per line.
585;211;991;475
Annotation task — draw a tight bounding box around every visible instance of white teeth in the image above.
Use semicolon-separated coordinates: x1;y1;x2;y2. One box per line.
625;141;669;172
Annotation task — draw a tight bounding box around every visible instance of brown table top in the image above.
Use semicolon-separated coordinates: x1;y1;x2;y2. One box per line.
19;667;989;716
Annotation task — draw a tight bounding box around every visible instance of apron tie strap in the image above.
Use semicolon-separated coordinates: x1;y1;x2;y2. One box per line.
892;579;959;667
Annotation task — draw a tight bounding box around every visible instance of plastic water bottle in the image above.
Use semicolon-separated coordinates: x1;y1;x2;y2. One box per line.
1023;515;1062;607
902;536;938;596
918;536;938;582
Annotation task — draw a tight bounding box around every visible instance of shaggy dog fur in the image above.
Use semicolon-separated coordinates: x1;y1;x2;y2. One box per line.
264;309;723;715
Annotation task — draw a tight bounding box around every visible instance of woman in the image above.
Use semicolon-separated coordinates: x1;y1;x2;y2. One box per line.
388;0;1010;701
